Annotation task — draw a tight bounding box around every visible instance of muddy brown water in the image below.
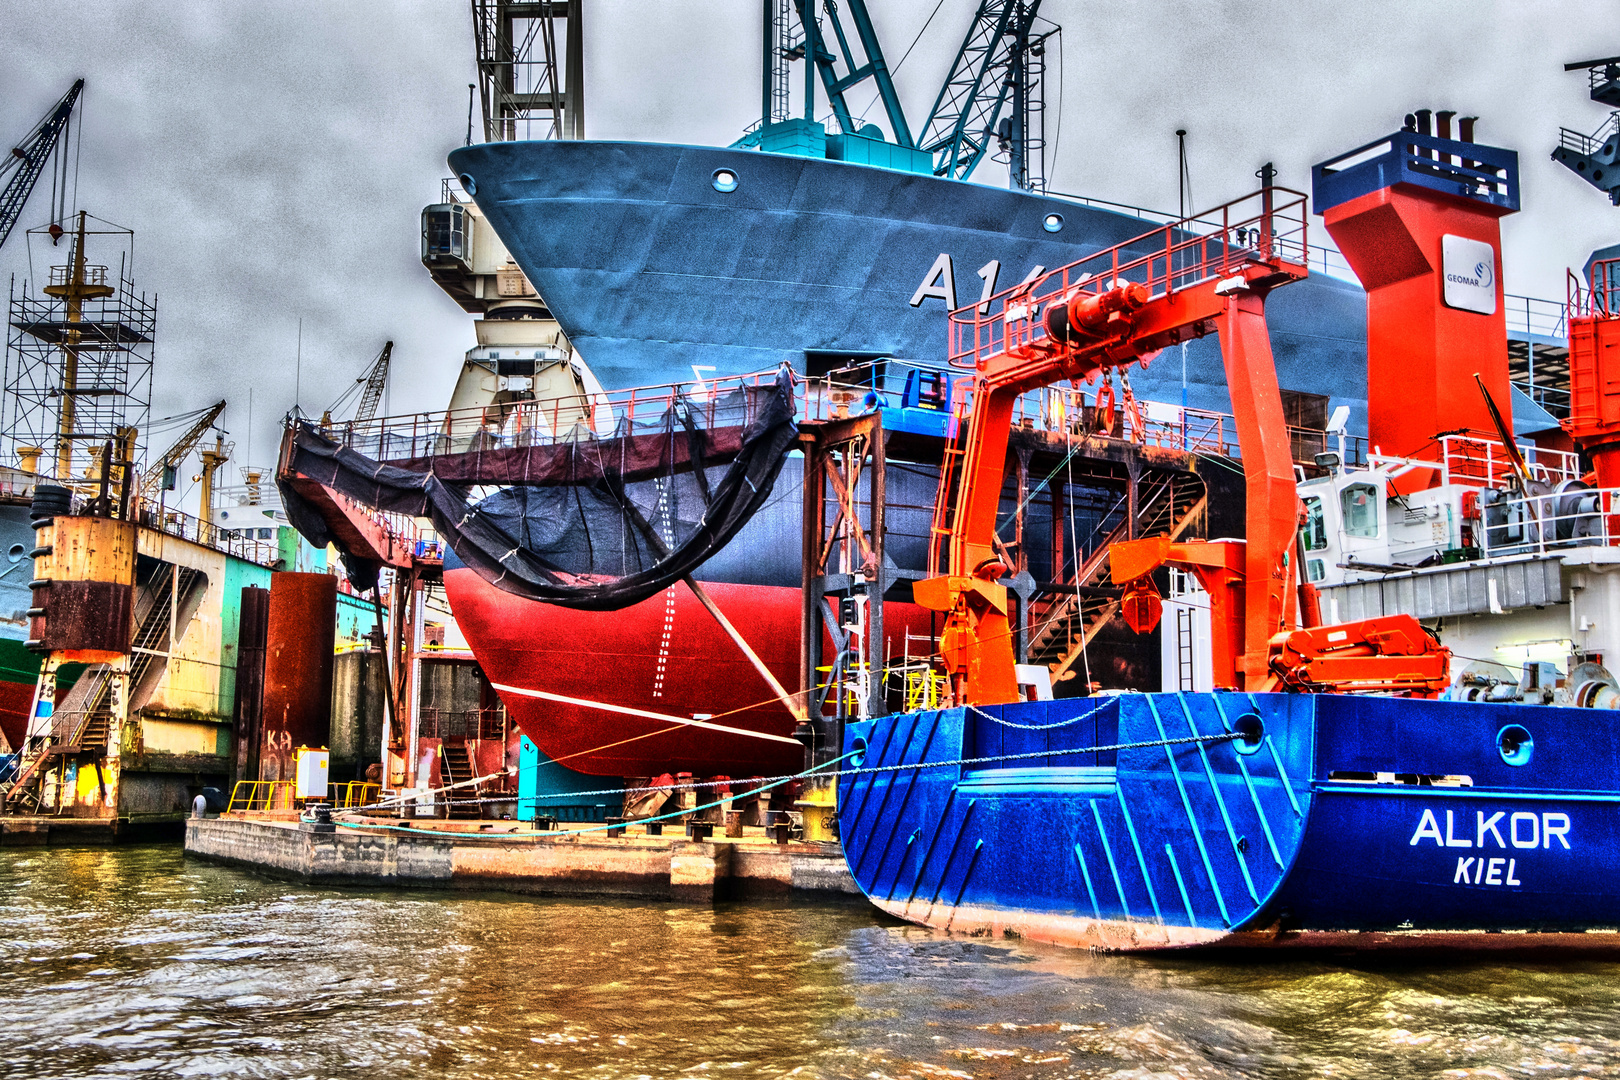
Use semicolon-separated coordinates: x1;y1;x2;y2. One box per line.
1;845;1618;1078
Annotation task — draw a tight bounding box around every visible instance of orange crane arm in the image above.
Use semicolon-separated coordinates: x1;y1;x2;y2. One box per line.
920;187;1312;702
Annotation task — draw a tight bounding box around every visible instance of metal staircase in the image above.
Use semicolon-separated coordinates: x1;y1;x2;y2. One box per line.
1025;475;1206;682
437;741;482;819
0;561;202;813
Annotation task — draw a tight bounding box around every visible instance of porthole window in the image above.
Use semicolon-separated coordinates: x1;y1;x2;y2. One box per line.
7;543;23;564
1497;724;1534;767
712;169;738;193
1232;713;1264;756
458;173;477;196
1043;212;1064;233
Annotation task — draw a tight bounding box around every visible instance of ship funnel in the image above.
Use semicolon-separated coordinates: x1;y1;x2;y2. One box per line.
1436;110;1455;141
1459;116;1477;143
1414;108;1432;136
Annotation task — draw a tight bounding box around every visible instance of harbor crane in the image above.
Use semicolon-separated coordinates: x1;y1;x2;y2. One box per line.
135;400;227;507
0;79;84;252
754;0;1056;189
354;341;393;423
918;1;1049;187
321;341;394;425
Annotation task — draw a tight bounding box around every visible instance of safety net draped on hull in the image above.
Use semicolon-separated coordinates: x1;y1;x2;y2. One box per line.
277;369;798;609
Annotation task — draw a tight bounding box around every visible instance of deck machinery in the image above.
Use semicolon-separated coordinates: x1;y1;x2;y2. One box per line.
921;176;1450;705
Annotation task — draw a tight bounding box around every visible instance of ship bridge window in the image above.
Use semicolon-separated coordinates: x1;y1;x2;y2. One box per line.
1341;483;1380;538
1301;496;1327;551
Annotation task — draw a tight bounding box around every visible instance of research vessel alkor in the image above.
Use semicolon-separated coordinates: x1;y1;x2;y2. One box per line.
836;72;1620;951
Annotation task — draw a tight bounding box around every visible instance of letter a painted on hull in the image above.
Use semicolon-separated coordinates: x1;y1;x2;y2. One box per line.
1411;808;1444;846
911;253;957;309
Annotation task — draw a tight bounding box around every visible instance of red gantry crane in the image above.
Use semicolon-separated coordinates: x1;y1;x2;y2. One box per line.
919;181;1449;704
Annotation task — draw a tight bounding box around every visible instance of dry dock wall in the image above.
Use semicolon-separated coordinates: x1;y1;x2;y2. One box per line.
185;817;860;902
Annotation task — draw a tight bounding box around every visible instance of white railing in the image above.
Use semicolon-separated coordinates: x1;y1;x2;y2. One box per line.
1479;485;1620;559
1368;436;1582;491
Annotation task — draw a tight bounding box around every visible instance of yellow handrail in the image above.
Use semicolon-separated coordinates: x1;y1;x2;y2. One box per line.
328;781;381;809
226;780;298;813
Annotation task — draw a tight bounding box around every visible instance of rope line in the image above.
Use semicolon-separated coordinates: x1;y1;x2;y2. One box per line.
333;729;1241;815
335;749;861;840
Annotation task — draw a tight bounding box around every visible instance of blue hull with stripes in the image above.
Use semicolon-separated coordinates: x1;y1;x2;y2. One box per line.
838;693;1620;951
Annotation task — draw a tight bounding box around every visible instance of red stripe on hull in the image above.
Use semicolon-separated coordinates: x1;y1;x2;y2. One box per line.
443;567;932;777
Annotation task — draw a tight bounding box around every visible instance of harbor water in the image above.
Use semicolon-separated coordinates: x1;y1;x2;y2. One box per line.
3;846;1619;1078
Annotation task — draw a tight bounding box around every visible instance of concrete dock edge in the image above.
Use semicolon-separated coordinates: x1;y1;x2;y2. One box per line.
184;816;862;902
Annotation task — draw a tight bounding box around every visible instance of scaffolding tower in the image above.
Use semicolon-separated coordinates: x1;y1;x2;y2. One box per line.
4;212;154;485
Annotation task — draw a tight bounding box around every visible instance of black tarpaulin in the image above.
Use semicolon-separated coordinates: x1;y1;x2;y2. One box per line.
278;370;798;609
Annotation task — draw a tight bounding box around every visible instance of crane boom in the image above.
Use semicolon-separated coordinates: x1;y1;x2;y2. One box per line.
917;2;1040;183
354;341;394;423
136;401;227;504
0;79;84;252
919;187;1311;702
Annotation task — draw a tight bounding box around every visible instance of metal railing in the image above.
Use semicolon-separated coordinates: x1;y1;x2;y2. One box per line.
137;504;281;566
329;782;381;809
1558;112;1620;157
226;780;298;813
316;369;785;464
418;708;506;741
1478;485;1620;560
949;186;1311;369
1368;435;1582;491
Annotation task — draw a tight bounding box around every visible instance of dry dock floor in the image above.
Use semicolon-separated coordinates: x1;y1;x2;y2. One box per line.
184;815;860;901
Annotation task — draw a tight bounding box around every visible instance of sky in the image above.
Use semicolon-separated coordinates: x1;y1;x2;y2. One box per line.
3;0;1620;511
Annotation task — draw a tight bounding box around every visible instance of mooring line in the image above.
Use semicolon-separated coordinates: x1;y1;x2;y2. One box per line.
333;730;1242;820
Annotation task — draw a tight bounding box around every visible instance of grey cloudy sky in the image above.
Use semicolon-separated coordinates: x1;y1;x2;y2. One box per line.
3;0;1620;507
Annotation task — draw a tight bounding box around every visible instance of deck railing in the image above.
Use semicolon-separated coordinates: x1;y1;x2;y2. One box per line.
949;186;1311;369
316;370;785;463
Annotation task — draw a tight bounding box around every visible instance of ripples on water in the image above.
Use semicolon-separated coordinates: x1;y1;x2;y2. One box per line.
1;846;1618;1078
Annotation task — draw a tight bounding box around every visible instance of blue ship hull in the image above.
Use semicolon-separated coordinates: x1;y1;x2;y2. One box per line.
839;693;1620;951
446;140;1373;427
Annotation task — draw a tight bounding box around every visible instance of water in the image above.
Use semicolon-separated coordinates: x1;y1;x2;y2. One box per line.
2;847;1619;1078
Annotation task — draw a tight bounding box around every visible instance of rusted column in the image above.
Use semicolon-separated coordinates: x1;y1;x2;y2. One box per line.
799;431;823;769
865;418;886;720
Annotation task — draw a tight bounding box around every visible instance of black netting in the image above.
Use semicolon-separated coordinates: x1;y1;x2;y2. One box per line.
278;370;798;609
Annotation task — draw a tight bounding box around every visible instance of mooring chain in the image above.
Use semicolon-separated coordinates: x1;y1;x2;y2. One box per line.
965;700;1113;731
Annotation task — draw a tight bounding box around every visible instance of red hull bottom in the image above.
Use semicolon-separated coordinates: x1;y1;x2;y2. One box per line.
443;567;931;777
0;677;30;750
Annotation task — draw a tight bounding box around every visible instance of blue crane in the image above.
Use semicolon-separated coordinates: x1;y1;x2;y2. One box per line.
752;3;1055;189
918;2;1045;185
0;79;84;252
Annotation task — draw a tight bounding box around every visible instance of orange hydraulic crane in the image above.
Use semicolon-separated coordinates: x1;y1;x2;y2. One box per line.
919;184;1448;702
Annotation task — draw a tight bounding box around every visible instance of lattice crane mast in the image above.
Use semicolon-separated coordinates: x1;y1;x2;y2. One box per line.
917;2;1045;185
135;401;227;506
0;79;83;253
354;340;393;424
920;185;1447;704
